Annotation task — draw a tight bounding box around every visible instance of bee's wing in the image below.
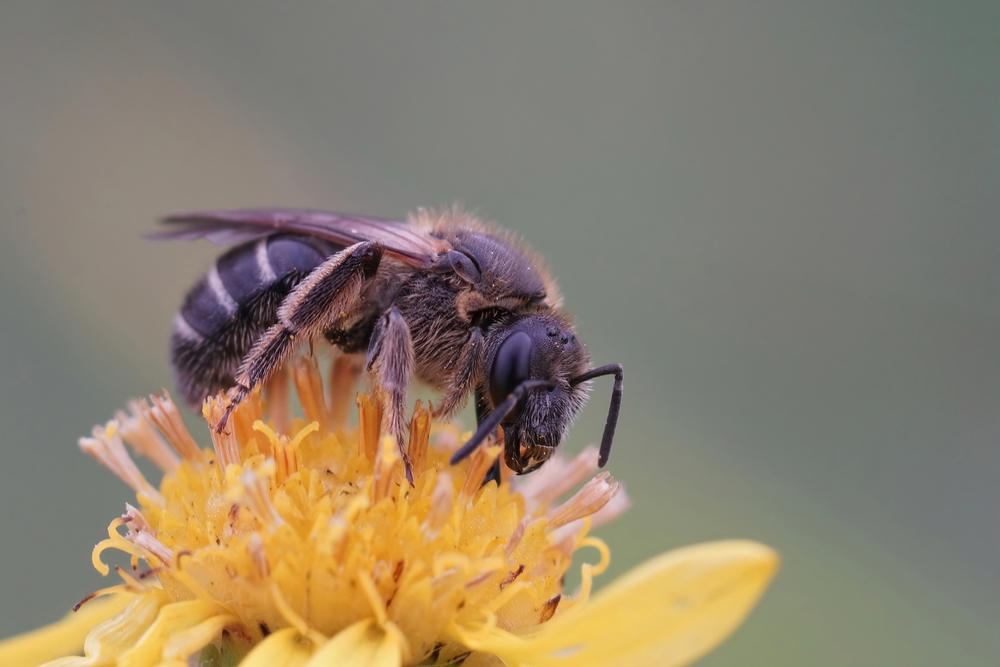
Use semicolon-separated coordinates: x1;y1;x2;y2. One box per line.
150;208;449;269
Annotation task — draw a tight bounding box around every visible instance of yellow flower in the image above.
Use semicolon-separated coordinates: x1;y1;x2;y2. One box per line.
0;357;778;667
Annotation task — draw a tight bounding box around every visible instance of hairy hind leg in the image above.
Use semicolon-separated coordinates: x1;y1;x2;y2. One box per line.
366;306;416;482
217;241;383;430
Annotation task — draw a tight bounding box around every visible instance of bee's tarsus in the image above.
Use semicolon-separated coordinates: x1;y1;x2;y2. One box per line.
481;458;502;487
396;432;415;486
213;404;236;434
402;456;415;486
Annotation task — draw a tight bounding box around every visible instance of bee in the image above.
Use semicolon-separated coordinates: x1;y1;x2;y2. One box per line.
152;207;623;482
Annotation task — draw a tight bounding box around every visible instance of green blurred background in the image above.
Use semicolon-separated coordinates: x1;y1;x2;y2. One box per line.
2;3;999;665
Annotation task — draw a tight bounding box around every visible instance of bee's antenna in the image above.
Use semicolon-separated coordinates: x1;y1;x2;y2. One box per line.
570;364;624;468
450;379;557;465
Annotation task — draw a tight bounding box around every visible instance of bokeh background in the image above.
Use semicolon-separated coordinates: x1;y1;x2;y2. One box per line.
2;3;999;665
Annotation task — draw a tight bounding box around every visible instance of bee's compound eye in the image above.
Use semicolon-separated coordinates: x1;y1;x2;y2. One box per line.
490;330;534;409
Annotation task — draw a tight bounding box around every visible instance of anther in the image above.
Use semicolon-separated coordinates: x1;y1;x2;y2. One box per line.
546;471;621;529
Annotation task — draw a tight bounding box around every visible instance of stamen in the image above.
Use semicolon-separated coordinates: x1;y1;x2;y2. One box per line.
319;494;370;563
140;390;202;461
113;565;150;593
292;356;330;433
356;393;383;462
577;536;612;576
505;520;528;560
79;421;165;506
544;543;602;615
589;486;632;528
327;354;362;429
408;400;431;478
256;421;312;486
273;440;296;488
116;400;180;473
130;533;175;569
237;468;284;531
423;471;453;535
374;435;401;502
546;471;620;529
252;420;280;444
548;490;632;547
231;390;265;446
123;503;153;533
203;396;241;469
248;534;270;579
289;421;319;450
92;518;145;575
121;504;174;566
264;366;291;436
72;584;131;611
459;443;501;503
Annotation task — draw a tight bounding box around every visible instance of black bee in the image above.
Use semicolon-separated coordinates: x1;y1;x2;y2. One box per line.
153;207;623;481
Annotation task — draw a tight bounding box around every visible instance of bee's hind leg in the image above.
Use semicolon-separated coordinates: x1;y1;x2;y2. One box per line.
366;306;416;484
218;242;384;431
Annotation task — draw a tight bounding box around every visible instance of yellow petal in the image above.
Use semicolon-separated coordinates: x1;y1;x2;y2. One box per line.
0;594;134;667
304;619;403;667
241;628;312;667
116;599;224;666
41;592;166;667
466;540;779;667
162;613;236;662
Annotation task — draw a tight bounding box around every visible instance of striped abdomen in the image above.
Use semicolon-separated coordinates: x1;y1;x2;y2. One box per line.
170;234;340;407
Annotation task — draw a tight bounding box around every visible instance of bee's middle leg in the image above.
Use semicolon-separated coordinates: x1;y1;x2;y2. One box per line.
366;306;416;482
218;242;383;429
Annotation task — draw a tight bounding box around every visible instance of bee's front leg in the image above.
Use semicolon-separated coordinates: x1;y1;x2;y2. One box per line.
432;327;484;420
473;385;503;487
366;306;416;483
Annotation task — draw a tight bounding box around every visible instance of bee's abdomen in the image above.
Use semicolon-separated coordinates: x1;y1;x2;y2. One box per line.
171;234;340;407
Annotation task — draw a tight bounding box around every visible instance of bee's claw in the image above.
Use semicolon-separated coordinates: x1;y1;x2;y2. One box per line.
397;436;415;487
213;398;238;434
213;408;232;434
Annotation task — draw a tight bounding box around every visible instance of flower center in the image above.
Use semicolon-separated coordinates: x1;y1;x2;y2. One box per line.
79;357;623;663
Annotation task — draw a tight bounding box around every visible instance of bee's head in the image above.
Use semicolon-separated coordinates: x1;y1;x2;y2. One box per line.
483;312;592;474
